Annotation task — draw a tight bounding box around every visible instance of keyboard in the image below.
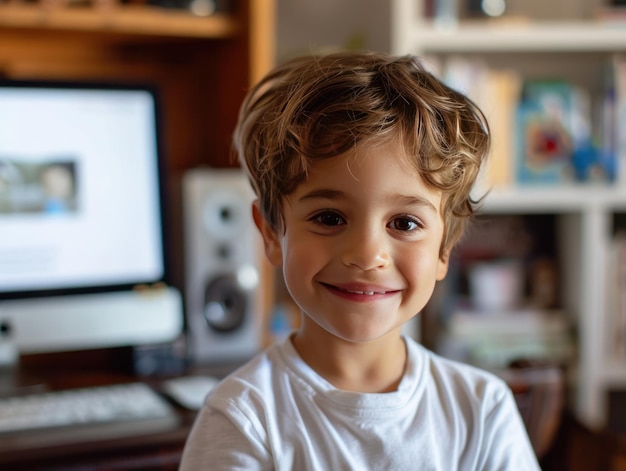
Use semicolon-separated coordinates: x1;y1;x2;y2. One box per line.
0;382;178;446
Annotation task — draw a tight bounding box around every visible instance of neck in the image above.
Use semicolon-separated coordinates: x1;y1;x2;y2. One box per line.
291;321;407;393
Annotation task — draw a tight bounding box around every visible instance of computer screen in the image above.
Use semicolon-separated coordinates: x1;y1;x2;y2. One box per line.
0;80;183;354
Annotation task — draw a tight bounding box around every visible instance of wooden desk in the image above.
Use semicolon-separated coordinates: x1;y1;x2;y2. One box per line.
0;413;194;471
0;348;238;471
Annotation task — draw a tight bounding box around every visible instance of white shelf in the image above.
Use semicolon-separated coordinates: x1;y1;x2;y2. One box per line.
479;185;626;214
409;21;626;53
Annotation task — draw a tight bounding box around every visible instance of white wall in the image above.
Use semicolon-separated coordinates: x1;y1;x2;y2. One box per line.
276;0;391;61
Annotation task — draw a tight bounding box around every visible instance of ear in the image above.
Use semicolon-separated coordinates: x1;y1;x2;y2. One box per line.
436;247;450;281
252;201;283;267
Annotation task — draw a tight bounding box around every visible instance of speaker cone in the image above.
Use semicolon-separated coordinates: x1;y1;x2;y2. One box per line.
203;274;247;333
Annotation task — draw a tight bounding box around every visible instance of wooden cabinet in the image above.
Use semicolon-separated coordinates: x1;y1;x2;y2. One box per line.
0;0;274;170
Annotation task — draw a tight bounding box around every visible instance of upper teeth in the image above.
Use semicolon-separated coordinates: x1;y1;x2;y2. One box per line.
347;290;381;295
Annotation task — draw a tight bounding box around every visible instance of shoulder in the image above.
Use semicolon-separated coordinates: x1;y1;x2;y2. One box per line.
205;338;309;416
405;338;540;469
209;343;284;401
406;337;511;407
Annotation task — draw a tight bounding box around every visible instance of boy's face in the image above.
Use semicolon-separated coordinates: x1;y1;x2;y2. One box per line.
254;142;449;344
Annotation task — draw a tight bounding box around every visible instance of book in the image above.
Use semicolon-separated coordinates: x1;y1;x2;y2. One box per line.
480;69;522;190
613;55;626;186
447;308;570;338
515;80;579;185
441;57;521;191
441;308;574;369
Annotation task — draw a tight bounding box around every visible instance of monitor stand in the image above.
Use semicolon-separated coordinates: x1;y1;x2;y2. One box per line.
0;286;183;355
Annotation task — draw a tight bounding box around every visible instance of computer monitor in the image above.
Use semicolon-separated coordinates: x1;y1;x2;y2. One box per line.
0;80;183;356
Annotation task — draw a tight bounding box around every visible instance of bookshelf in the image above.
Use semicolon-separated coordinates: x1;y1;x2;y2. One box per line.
391;0;626;431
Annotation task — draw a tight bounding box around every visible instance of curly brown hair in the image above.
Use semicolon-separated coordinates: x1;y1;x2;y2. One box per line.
233;51;490;254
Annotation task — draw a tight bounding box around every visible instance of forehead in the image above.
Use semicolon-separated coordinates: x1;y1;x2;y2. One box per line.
297;140;441;205
305;136;424;187
343;137;418;174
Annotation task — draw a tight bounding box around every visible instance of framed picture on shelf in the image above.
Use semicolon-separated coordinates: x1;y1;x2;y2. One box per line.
515;103;574;184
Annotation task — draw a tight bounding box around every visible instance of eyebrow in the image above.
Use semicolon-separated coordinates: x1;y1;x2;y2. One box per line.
298;188;438;213
298;189;346;202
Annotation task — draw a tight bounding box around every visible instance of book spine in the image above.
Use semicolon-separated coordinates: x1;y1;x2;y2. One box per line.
614;55;626;186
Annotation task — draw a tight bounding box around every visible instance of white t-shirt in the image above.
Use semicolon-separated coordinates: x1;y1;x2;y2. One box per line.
180;336;540;470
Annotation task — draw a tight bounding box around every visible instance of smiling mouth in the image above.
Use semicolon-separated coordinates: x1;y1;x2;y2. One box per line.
321;283;395;296
342;288;386;295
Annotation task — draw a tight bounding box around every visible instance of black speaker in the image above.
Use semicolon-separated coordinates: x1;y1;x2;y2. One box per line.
182;168;262;364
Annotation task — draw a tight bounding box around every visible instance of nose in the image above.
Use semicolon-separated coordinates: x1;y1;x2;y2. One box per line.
340;225;391;271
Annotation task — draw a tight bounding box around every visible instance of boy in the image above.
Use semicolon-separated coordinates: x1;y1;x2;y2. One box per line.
180;51;540;470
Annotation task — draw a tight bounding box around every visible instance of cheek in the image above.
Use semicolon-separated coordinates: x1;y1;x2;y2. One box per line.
280;241;326;311
397;245;443;283
404;258;441;308
281;234;323;281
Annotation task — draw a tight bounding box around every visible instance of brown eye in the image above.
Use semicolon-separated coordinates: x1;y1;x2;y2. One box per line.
389;217;421;232
312;211;345;227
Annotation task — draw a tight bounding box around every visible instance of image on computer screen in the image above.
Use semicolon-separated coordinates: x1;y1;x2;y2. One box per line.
0;81;166;297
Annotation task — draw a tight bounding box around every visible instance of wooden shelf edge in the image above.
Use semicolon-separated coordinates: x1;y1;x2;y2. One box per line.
0;4;240;39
